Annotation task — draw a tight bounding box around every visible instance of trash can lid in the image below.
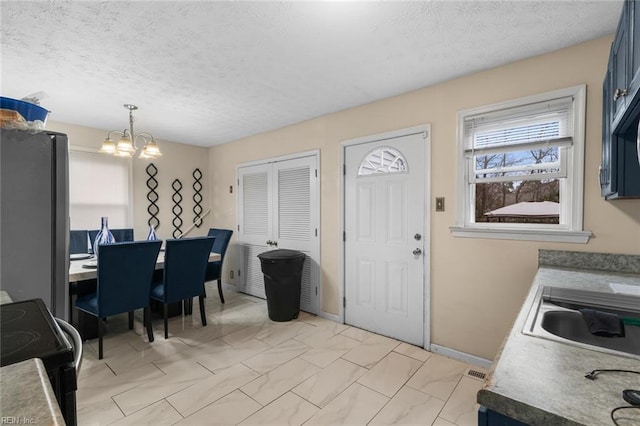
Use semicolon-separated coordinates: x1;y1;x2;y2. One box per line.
258;249;306;262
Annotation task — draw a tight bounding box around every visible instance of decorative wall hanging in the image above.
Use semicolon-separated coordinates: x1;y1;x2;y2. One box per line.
146;163;160;229
192;168;203;228
171;179;183;239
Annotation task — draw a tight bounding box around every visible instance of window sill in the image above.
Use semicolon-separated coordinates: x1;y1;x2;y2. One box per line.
449;226;592;243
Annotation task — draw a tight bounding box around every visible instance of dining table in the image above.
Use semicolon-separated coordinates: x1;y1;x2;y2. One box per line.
69;251;221;282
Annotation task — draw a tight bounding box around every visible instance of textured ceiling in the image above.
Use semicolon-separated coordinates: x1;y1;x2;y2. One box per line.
1;1;622;147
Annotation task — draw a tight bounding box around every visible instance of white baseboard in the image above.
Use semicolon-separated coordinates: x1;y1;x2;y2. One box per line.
429;343;493;369
318;310;341;323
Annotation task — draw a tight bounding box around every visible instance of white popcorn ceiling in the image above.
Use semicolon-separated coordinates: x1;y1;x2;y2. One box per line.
0;1;622;147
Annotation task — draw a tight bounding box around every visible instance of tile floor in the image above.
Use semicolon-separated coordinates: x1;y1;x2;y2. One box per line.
76;283;487;425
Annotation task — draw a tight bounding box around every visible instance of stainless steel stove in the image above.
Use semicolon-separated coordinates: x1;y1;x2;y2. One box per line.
1;299;78;425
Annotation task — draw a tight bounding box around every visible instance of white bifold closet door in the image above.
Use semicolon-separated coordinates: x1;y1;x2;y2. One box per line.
238;154;319;315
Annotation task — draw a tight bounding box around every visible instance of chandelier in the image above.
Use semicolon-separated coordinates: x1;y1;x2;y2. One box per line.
99;104;162;159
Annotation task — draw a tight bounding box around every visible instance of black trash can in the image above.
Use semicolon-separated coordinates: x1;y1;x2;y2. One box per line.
258;249;306;322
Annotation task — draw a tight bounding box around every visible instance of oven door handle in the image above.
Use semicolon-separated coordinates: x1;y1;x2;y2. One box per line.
636;119;640;168
55;318;83;377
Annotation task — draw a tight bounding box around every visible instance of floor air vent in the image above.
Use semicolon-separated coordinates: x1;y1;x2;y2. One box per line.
467;369;487;380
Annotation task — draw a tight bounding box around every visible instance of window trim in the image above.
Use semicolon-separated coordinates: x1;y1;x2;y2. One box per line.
450;85;591;243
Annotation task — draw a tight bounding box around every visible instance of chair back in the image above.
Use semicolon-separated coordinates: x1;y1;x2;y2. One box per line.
206;228;234;261
70;230;89;254
162;237;215;303
89;228;134;248
96;240;162;317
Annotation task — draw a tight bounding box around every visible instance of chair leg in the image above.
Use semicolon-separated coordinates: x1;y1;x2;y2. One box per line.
199;295;207;326
184;298;193;315
128;311;134;330
217;279;225;304
144;308;154;343
98;317;104;360
163;303;169;339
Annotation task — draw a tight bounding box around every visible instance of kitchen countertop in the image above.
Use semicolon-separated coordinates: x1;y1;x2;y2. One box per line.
478;253;640;425
0;358;65;425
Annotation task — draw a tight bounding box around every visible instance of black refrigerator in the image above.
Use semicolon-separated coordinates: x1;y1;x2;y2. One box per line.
0;128;70;320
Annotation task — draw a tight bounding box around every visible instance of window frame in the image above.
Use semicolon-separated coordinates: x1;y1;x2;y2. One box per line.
451;85;591;243
68;146;134;230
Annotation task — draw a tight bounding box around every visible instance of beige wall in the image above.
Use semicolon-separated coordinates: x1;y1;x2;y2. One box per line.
46;121;210;240
209;36;640;360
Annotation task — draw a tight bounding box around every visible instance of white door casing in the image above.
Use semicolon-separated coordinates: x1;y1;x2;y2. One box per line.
238;153;319;314
344;130;428;346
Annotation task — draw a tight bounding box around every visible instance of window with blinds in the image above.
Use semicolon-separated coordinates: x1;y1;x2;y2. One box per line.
69;150;133;230
464;96;573;184
452;85;590;243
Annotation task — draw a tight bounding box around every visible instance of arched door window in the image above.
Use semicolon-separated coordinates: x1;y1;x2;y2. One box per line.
358;147;408;176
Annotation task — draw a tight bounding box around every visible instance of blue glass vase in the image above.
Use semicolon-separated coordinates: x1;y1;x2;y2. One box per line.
146;224;159;241
93;216;116;258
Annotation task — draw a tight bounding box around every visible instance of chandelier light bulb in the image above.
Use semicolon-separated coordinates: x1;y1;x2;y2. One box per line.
99;138;116;154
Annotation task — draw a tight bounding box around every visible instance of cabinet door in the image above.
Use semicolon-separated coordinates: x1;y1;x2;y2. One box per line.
601;65;616;197
611;6;629;126
628;0;640;101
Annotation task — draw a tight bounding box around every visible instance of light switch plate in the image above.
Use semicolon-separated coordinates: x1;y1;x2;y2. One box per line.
435;197;445;212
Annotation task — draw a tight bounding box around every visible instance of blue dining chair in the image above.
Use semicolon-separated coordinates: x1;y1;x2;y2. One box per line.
75;240;162;359
151;236;215;339
204;228;234;303
69;230;90;254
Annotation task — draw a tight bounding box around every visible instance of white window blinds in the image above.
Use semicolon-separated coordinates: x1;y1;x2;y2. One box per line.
69;150;132;229
464;96;574;183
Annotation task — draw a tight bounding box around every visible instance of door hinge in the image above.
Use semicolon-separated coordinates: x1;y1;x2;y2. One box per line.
343;297;346;308
343;164;346;175
343;231;346;242
315;169;318;178
237;224;240;232
315;287;318;295
315;228;318;237
237;178;240;186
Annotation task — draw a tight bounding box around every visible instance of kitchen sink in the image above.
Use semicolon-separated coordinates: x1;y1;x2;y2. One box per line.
523;286;640;360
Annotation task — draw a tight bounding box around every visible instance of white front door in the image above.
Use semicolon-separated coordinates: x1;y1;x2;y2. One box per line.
344;130;428;346
238;154;320;314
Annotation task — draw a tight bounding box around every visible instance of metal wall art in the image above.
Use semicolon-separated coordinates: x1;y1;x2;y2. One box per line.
171;179;183;238
192;168;203;228
146;163;160;229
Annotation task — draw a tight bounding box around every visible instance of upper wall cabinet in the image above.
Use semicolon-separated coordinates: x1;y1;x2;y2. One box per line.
601;0;640;199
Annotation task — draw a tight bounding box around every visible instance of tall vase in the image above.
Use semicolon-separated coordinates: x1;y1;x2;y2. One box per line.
93;216;116;258
146;224;159;241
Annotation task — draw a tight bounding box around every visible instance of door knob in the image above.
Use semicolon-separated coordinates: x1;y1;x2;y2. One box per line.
412;248;422;256
414;233;422;241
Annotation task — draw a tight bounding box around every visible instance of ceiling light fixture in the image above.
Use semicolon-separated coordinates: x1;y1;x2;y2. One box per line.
99;104;162;159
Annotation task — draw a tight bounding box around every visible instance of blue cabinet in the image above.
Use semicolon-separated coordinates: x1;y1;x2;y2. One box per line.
601;0;640;199
478;406;528;426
